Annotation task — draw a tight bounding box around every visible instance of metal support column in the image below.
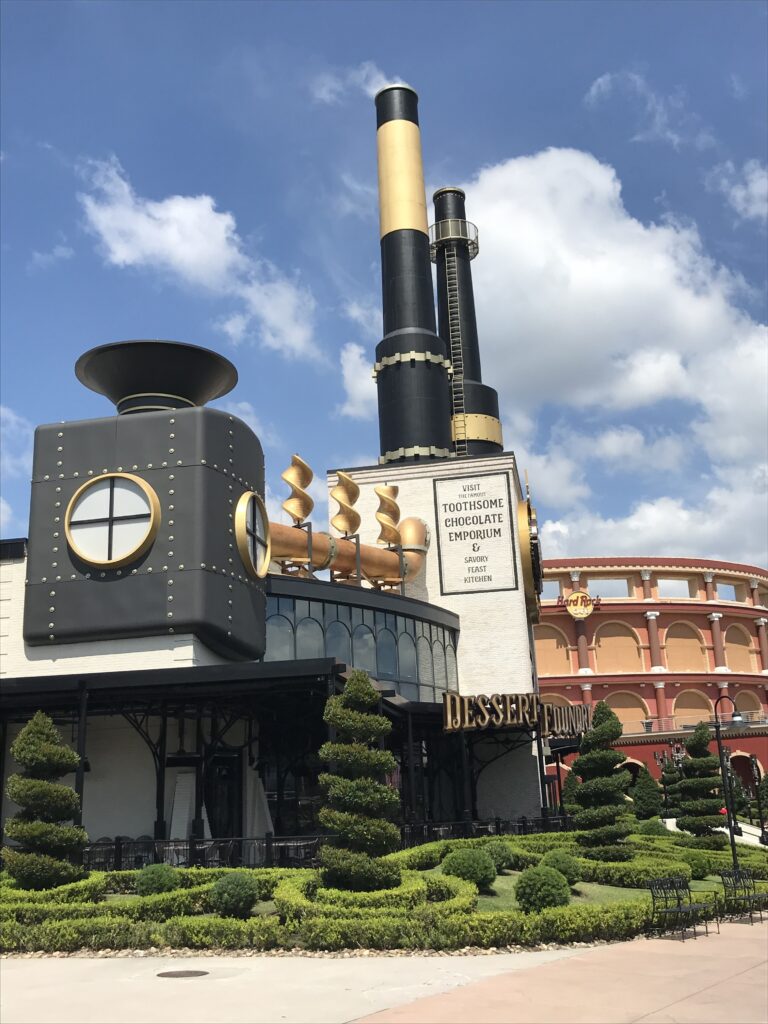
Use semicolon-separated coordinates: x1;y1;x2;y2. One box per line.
74;681;88;827
406;711;417;822
154;703;168;840
192;714;205;841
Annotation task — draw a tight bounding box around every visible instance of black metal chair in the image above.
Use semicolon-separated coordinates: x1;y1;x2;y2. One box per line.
648;876;714;940
720;869;767;924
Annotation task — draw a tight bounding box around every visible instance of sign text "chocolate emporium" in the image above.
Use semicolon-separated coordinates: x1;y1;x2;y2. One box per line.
443;692;592;739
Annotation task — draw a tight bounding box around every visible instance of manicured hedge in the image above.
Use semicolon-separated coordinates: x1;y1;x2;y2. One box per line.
159;915;284;950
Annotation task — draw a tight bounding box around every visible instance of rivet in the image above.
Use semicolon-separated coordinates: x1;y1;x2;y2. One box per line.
85;573;91;579
102;469;108;473
227;631;231;637
42;577;47;582
169;449;175;454
167;612;173;618
169;490;174;495
49;634;55;640
131;569;137;575
228;585;233;591
73;472;79;477
55;487;61;492
201;563;206;569
170;418;175;424
228;558;233;564
169;520;174;526
132;465;138;470
228;485;233;491
116;570;122;576
57;432;63;438
169;627;175;634
117;466;123;472
228;600;232;606
57;447;63;452
168;535;174;541
162;565;168;571
51;562;58;567
100;572;106;578
55;502;61;508
49;607;55;612
201;459;207;465
49;622;54;628
44;474;50;481
177;460;182;466
52;547;58;553
162;462;168;468
57;461;62;467
169;505;174;511
169;433;175;439
214;464;218;470
228;615;232;622
53;532;59;538
88;470;94;476
178;564;185;570
147;567;153;573
148;464;153;469
168;579;174;585
168;551;174;557
70;574;76;580
169;475;174;481
167;596;173;602
49;591;56;596
54;517;60;523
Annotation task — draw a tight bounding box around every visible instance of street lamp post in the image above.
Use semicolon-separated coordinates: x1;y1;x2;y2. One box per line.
713;695;743;870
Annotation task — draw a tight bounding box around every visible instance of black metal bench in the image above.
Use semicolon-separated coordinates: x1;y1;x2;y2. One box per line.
648;876;715;940
720;869;768;924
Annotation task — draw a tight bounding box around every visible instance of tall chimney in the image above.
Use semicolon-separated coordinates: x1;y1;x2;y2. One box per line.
374;85;452;464
432;187;503;458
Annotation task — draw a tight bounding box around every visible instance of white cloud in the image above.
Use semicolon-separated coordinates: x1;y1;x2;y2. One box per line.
541;465;768;567
310;61;409;104
335;173;377;220
706;159;768;224
455;147;766;563
27;243;74;272
78;156;319;360
342;298;381;340
584;71;714;150
0;497;17;535
0;406;34;480
222;400;281;448
728;73;747;100
336;342;377;420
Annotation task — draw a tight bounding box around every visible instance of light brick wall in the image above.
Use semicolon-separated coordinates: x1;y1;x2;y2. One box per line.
327;454;535;697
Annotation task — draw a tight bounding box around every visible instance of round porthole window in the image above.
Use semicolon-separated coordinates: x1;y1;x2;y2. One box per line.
234;490;271;579
65;473;161;568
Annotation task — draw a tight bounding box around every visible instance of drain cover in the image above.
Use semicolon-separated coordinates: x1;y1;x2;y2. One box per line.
157;970;209;979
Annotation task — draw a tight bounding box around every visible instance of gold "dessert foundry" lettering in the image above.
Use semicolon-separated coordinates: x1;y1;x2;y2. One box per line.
442;692;592;738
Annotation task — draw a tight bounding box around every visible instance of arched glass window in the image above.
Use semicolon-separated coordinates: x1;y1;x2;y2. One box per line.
397;633;418;682
446;645;458;691
377;629;397;679
352;624;376;674
296;618;324;659
325;621;351;664
265;615;294;661
433;642;447;691
416;636;434;685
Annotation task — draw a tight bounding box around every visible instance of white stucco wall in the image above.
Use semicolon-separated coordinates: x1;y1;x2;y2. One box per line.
0;556;226;677
327;454;535;697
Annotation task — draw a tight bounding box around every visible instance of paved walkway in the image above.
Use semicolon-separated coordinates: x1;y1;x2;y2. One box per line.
0;922;765;1024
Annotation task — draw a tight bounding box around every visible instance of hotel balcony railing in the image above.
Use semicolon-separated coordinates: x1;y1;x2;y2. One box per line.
620;709;767;736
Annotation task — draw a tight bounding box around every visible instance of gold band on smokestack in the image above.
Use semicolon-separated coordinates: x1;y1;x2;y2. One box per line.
374;85;452;463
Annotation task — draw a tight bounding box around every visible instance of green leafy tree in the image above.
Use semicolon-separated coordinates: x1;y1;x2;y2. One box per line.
3;711;88;889
317;671;402;891
632;766;662;820
660;758;683;819
570;701;632;860
561;770;580;815
675;723;723;837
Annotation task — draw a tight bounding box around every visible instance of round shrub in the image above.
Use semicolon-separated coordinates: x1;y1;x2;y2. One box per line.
319;846;401;892
540;849;579;886
483;840;514;871
515;865;571;913
441;848;496;891
209;872;259;919
581;845;634;862
135;863;179;896
636;818;669;837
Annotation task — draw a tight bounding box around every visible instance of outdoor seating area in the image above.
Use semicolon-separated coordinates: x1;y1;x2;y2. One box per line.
648;876;717;940
720;869;768;924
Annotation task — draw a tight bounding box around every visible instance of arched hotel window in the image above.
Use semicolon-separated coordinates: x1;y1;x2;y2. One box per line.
446;645;458;691
397;633;418;682
673;690;712;727
665;622;707;672
534;624;571;676
377;629;397;679
724;625;756;673
734;689;761;716
594;623;643;674
325;621;351;665
352;624;376;675
606;691;649;731
296;618;324;660
433;642;447;692
265;615;294;661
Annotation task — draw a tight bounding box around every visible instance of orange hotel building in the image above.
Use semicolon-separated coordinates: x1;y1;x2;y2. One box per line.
535;557;768;795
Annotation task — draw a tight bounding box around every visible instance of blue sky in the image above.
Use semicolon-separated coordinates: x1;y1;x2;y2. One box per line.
1;0;766;564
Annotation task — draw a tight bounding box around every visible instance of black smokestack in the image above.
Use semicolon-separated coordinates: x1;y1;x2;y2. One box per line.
432;187;503;457
75;340;237;414
374;86;452;464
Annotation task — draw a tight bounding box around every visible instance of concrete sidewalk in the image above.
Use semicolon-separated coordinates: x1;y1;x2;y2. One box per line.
355;922;768;1024
0;922;765;1024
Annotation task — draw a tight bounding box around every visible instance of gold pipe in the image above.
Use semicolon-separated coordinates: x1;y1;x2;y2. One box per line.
269;516;429;581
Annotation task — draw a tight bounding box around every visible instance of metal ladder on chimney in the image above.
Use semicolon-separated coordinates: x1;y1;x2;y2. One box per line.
444;244;467;457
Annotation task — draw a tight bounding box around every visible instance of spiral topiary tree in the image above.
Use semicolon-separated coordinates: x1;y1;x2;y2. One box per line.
561;770;580;815
675;723;723;837
317;670;402;892
3;711;88;889
632;766;662;820
570;701;632;860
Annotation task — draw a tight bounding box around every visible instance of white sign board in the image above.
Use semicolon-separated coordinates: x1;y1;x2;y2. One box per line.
433;473;518;595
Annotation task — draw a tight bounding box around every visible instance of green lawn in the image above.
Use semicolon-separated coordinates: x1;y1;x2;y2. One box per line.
475;872;724;913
